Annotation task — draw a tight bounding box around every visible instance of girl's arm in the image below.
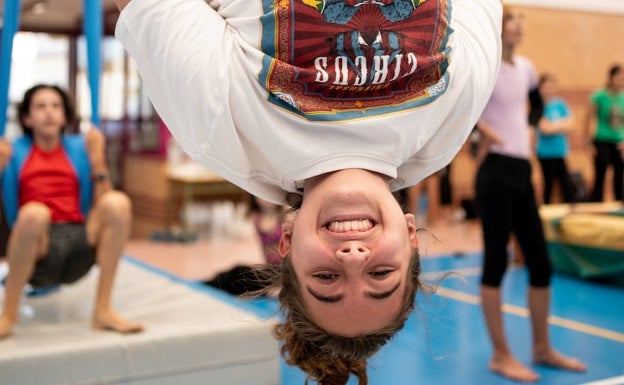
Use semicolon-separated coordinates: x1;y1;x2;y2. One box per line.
538;116;574;135
85;128;113;203
584;103;598;146
476;119;503;145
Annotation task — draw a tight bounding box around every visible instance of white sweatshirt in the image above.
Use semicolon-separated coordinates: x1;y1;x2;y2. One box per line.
116;0;502;204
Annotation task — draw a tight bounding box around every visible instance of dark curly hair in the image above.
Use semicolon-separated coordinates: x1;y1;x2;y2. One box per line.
17;84;74;137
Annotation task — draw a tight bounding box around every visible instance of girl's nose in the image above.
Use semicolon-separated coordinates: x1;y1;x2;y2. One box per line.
336;243;370;263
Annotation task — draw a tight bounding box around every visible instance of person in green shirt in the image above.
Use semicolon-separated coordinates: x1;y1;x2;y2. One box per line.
584;64;624;202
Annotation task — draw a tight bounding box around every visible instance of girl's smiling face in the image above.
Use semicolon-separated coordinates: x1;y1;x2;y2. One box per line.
279;169;418;337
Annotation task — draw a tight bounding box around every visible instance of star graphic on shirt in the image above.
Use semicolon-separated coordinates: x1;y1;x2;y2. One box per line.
302;0;324;12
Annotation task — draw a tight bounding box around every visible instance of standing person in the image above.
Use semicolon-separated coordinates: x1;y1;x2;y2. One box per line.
584;64;624;202
0;84;144;339
531;73;576;204
114;0;503;384
475;7;586;382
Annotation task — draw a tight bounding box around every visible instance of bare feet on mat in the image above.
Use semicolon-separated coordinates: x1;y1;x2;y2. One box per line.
93;310;144;334
534;348;587;372
490;354;540;382
0;315;15;339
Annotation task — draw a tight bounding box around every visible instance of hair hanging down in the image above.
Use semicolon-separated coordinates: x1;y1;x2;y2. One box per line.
255;249;423;385
247;192;425;385
284;252;421;385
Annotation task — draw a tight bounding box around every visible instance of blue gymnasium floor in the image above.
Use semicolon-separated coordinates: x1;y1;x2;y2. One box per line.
151;252;624;385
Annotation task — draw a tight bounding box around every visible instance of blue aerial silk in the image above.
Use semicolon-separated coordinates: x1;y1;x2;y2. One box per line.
83;0;102;127
0;0;102;133
0;0;21;136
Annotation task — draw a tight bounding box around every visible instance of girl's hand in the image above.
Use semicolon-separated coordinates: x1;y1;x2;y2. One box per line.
0;139;13;172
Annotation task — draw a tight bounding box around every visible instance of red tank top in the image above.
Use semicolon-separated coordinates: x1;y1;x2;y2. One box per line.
19;145;84;223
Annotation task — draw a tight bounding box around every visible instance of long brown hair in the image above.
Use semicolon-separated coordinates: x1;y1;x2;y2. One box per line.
253;247;423;385
287;250;420;385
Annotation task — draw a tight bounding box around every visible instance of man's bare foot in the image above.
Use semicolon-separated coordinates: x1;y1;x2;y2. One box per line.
0;314;15;339
93;310;144;334
490;354;540;382
534;349;586;372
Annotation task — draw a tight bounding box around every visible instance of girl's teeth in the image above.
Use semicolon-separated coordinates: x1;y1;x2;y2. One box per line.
328;219;373;232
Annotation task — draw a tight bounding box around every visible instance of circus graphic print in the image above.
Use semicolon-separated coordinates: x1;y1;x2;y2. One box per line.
260;0;452;120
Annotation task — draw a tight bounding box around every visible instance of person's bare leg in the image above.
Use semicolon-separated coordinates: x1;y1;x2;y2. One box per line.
0;203;50;339
87;191;143;333
481;285;539;382
529;286;586;372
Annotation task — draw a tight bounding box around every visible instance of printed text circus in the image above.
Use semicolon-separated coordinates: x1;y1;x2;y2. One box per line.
310;52;420;88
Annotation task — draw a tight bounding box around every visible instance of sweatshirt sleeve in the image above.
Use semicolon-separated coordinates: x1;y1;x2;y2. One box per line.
452;0;502;106
401;0;502;180
115;0;234;156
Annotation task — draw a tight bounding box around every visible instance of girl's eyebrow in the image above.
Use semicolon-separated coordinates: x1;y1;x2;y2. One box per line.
367;281;401;299
306;287;342;303
306;281;401;303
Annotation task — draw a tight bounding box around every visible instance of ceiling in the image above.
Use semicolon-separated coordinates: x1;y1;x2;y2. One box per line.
0;0;120;35
2;0;624;36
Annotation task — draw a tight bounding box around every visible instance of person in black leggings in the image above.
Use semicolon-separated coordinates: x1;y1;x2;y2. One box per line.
475;6;586;382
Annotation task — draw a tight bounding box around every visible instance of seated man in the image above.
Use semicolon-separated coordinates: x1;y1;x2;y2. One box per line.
0;84;144;338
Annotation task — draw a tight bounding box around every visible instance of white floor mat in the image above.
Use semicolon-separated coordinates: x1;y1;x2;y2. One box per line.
0;259;279;385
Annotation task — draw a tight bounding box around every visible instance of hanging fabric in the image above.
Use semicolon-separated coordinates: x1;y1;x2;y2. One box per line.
0;0;22;136
83;0;102;127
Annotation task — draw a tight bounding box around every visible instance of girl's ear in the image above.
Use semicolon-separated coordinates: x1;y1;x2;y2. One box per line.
278;222;294;257
404;213;419;249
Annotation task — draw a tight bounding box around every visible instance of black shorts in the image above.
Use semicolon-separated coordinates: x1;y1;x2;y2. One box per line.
29;223;96;289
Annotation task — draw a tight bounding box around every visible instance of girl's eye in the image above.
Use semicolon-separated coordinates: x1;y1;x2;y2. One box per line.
370;270;392;278
314;273;337;281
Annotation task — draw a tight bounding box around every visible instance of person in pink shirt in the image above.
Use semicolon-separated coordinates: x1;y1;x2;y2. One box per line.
475;7;586;382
